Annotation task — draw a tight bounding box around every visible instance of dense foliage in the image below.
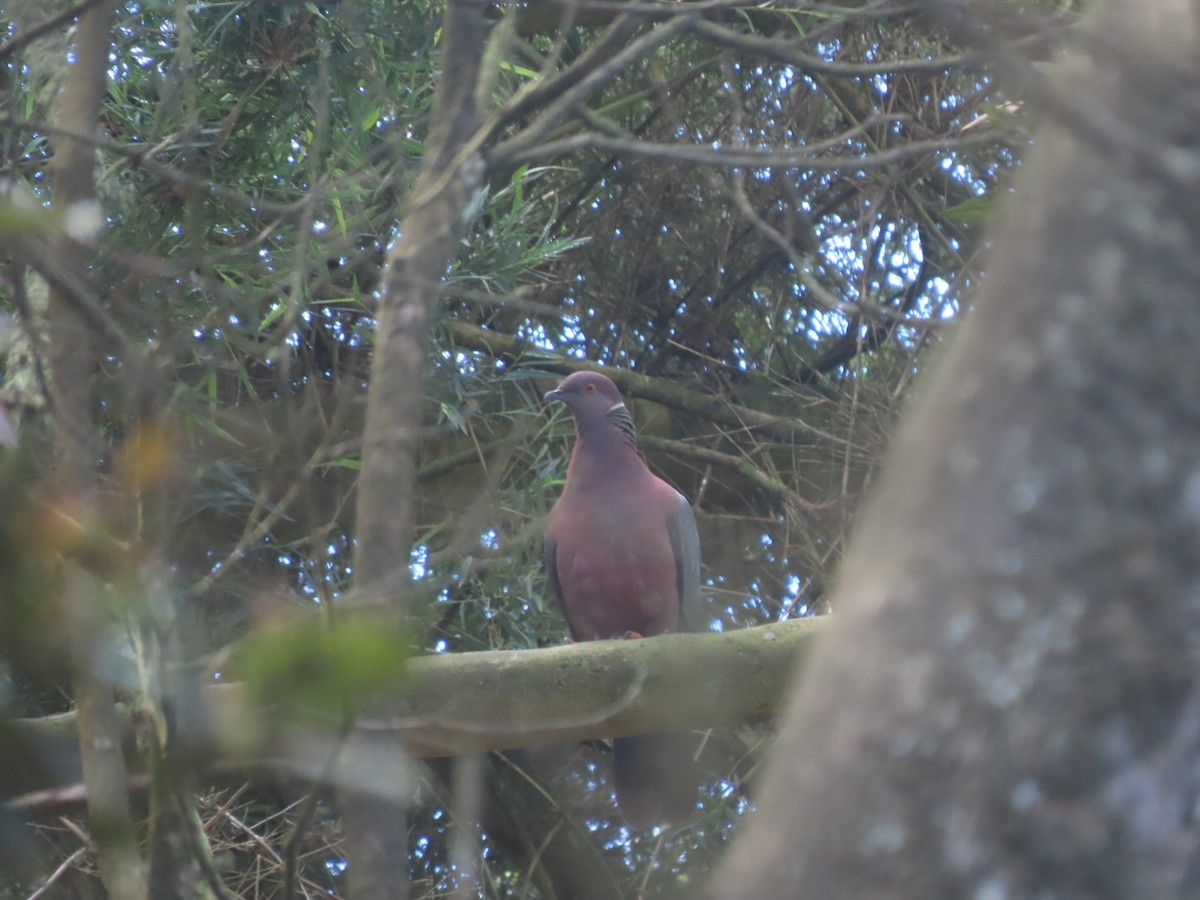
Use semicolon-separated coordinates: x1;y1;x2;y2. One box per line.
0;0;1068;895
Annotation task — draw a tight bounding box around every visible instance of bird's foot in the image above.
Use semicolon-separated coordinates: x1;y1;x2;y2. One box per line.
620;630;645;639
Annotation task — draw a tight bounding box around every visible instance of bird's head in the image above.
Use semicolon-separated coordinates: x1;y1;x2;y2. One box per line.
544;371;625;416
545;371;637;448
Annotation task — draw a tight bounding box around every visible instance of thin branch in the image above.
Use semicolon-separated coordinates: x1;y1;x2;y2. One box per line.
449;319;847;446
0;116;312;217
687;18;976;78
491;14;696;165
490;12;646;136
640;434;834;516
281;793;321;900
724;167;948;330
26;846;90;900
927;0;1200;197
20;245;143;366
500;125;1016;170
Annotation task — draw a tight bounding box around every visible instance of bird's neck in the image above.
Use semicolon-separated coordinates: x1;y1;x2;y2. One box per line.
567;406;646;486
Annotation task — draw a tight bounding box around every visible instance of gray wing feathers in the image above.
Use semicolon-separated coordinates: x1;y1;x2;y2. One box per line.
666;492;702;632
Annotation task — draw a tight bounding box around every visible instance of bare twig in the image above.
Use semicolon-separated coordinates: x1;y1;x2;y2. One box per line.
448;319;845;446
281;793;322;900
500;126;1015;170
491;14;695;165
640;434;836;516
25;846;89;900
688;18;975;78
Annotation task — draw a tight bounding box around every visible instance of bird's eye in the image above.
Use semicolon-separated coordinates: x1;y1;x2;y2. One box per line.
585;384;595;392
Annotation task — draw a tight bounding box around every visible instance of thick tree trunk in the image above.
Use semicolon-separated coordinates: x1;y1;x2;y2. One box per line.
710;0;1200;897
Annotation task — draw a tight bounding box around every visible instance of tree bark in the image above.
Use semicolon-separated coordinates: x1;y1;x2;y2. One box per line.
710;1;1200;897
9;619;818;800
344;2;487;894
350;11;485;612
47;2;148;897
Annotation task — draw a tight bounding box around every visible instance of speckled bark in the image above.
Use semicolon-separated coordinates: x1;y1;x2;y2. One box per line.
350;3;485;612
710;1;1200;897
47;2;148;898
344;3;486;895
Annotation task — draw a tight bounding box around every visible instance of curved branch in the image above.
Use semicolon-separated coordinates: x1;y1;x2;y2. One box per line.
641;435;832;515
499;126;1016;171
448;319;842;446
688;19;976;78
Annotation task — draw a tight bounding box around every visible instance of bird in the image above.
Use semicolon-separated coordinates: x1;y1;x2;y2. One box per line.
543;369;701;826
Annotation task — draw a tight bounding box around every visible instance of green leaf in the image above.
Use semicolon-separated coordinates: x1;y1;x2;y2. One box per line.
360;103;382;132
0;197;58;239
498;59;539;79
234;617;413;718
258;302;287;332
185;411;246;447
945;194;1001;225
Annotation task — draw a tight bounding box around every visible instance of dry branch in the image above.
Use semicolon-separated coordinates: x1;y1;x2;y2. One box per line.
448;319;839;445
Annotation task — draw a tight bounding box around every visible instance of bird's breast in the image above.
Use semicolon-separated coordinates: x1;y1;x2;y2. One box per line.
548;504;682;641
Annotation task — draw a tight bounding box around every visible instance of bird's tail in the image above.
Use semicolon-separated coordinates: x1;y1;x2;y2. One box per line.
613;732;699;828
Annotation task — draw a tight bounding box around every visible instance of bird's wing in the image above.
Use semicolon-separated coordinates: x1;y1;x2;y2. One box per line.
666;492;702;633
544;537;568;622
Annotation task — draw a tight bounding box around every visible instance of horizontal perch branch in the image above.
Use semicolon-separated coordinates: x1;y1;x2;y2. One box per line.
7;618;823;806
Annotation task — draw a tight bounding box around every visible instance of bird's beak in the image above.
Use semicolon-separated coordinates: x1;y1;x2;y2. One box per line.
544;387;565;403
